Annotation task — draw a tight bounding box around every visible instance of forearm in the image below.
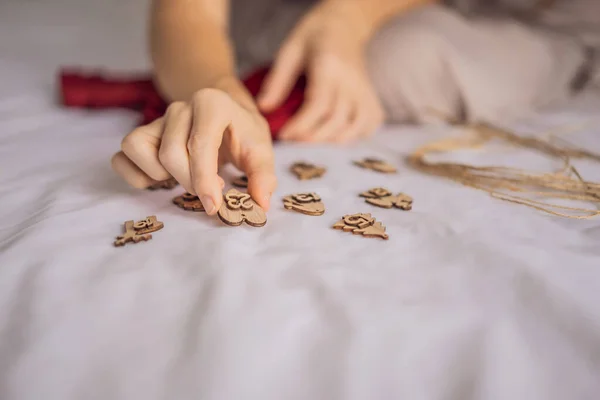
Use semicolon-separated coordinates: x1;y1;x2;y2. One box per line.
150;0;257;111
325;0;440;43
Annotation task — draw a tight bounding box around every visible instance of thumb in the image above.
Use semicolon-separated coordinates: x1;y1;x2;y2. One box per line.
257;39;305;113
242;144;277;211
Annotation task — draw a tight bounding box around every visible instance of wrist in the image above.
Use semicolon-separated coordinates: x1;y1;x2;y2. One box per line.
211;75;270;132
324;0;438;41
211;75;261;114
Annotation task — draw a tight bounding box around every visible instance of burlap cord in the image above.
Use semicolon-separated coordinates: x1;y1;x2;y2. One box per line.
407;120;600;218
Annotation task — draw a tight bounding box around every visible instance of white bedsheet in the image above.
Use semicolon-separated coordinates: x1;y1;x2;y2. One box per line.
1;1;600;399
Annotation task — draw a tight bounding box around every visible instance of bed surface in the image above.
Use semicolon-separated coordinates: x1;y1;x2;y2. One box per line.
1;1;600;399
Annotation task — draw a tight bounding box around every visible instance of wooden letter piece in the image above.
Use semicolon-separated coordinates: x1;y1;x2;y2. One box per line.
392;193;413;211
114;216;164;247
217;189;267;227
283;193;325;216
173;193;206;212
232;175;249;188
360;188;413;210
147;178;179;190
353;158;397;174
290;162;326;180
332;213;389;240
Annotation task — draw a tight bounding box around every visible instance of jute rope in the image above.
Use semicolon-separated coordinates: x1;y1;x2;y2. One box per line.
407;121;600;218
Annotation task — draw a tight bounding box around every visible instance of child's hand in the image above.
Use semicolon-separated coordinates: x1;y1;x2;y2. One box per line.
111;87;276;214
257;0;384;143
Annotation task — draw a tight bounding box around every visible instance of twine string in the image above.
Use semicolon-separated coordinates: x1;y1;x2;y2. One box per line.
407;121;600;219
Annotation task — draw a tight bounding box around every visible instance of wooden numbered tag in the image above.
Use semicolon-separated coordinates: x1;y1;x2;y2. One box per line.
114;216;164;247
353;158;397;174
332;213;388;240
173;193;205;212
290;162;326;180
360;188;413;210
232;175;249;188
148;177;179;190
283;193;325;216
217;189;267;227
392;193;413;210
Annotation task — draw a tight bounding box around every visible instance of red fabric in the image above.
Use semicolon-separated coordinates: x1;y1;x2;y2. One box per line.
59;66;306;140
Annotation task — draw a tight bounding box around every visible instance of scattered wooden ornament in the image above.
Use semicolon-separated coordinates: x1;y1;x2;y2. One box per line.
290;161;326;180
173;193;205;212
217;189;267;227
147;178;179;190
114;216;164;247
232;175;249;188
360;188;413;210
353;158;397;174
283;192;325;216
332;213;389;240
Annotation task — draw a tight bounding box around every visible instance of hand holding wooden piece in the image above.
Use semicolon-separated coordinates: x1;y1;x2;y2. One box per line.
217;189;267;227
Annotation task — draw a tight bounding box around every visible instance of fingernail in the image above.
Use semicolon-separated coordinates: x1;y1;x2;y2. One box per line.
200;195;216;214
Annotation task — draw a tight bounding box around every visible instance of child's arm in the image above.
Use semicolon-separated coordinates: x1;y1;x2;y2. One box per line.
111;0;276;214
150;0;256;111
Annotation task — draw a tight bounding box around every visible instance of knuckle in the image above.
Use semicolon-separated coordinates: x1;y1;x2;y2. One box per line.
120;131;141;154
157;144;180;169
165;101;187;117
186;133;208;154
193;88;227;106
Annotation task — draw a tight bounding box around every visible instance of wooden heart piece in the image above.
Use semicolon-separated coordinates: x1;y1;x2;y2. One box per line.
217;189;267;227
232;175;249;188
148;177;179;190
173;192;205;212
332;213;389;240
360;188;413;210
283;192;325;216
114;216;164;247
353;158;397;174
290;161;326;180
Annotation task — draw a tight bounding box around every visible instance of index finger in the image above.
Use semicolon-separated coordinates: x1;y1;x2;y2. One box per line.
187;91;232;215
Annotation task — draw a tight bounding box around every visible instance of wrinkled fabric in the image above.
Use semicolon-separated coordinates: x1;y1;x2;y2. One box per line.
365;4;591;124
59;67;306;139
2;1;600;400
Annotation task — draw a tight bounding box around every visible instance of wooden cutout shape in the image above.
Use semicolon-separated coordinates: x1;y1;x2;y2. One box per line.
360;187;393;199
332;213;389;240
353;158;397;174
360;188;413;210
148;178;178;190
114;216;164;247
217;189;267;227
290;162;326;180
232;175;249;188
283;192;325;216
391;193;413;210
173;192;205;212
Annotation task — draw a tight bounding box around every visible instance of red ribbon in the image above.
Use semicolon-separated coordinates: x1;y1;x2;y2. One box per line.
59;66;306;140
